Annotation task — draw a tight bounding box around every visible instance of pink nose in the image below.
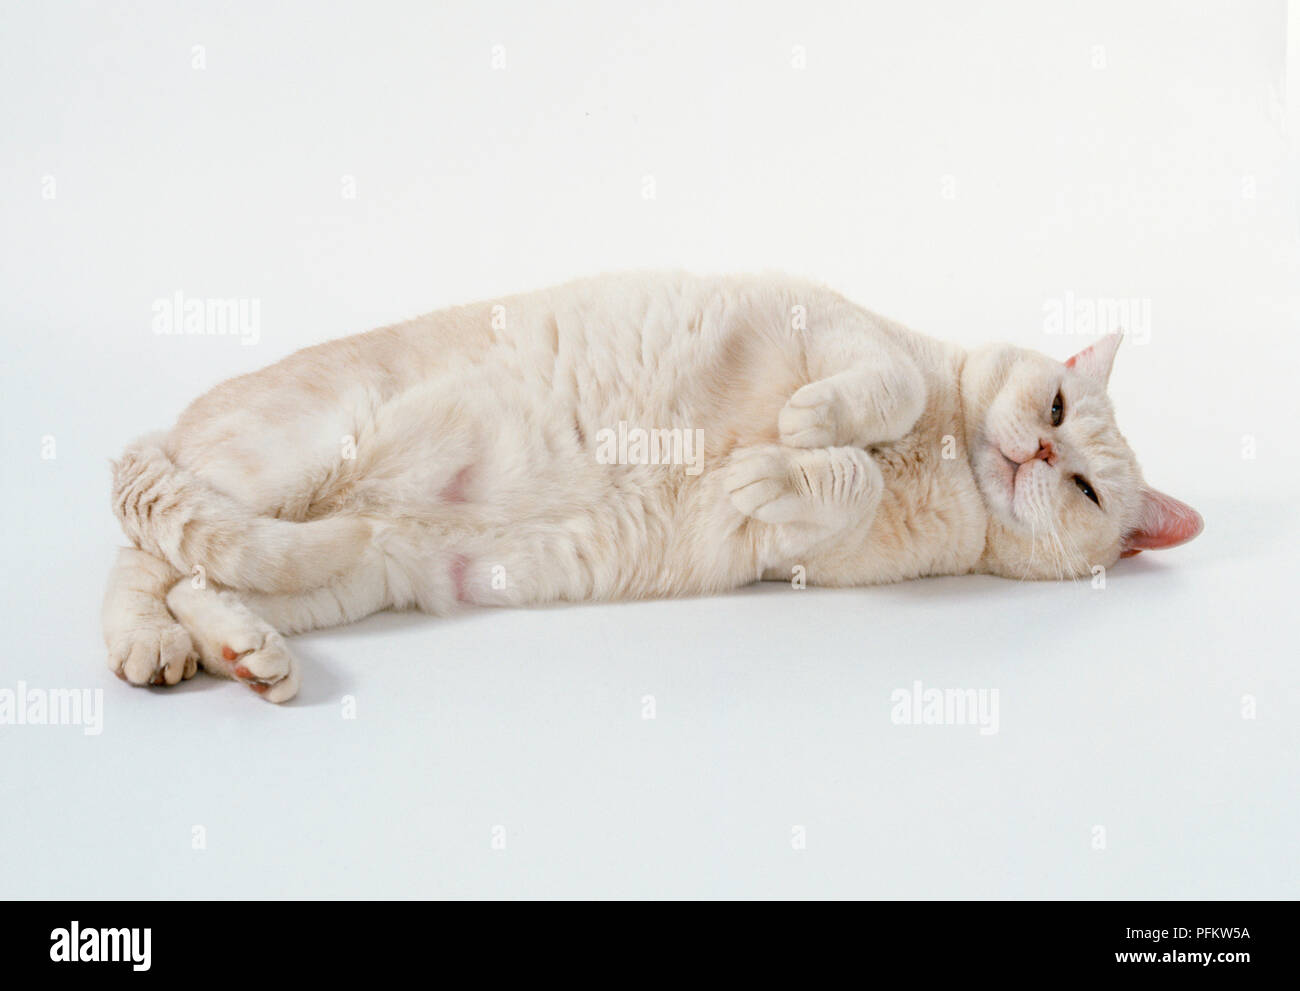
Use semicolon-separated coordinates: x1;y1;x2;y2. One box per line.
1033;439;1056;465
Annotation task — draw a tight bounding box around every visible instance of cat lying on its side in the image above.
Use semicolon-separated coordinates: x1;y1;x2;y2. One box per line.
103;272;1202;701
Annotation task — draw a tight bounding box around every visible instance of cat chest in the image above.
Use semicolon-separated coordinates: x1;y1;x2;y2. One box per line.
858;434;987;579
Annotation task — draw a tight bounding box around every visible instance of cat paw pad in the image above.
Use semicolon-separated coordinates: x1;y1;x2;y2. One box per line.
221;632;298;703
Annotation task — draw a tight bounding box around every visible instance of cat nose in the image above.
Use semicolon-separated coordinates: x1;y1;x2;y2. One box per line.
1033;439;1057;465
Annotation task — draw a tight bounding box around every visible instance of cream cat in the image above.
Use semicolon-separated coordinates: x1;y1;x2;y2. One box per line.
102;272;1202;702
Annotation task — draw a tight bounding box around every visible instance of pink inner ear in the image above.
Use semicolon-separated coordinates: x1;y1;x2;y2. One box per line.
1064;332;1122;385
1123;488;1204;553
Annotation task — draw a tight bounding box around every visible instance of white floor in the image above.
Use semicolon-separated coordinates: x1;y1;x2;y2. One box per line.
2;0;1297;898
1;488;1295;898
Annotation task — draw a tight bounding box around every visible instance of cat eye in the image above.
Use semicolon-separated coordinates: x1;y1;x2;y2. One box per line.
1074;475;1100;507
1050;391;1064;427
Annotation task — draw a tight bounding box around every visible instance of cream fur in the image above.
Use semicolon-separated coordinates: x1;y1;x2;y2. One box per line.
101;272;1200;701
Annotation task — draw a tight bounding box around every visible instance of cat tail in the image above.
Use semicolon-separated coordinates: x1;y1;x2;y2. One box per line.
110;433;371;594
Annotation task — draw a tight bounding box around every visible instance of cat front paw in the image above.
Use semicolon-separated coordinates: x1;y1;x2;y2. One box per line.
725;445;810;524
725;443;885;533
779;381;841;448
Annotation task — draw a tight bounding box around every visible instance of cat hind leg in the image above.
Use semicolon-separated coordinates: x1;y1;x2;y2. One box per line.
165;581;301;702
103;547;201;687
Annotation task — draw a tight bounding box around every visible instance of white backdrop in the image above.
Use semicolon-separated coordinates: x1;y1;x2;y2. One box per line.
1;0;1297;897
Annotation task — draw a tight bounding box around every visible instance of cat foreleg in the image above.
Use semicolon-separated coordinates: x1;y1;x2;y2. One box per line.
725;444;883;560
779;353;925;449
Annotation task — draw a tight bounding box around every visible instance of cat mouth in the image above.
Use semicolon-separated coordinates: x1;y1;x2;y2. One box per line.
999;453;1021;505
974;435;1027;523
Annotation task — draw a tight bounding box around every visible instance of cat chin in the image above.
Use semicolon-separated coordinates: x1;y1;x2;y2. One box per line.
970;440;1022;523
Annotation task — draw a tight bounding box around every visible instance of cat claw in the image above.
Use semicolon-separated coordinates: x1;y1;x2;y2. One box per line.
106;620;200;688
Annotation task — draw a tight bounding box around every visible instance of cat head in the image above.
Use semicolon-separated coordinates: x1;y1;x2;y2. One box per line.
962;333;1201;579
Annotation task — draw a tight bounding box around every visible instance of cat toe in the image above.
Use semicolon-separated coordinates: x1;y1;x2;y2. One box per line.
779;383;838;448
108;622;195;688
725;446;798;520
228;634;298;703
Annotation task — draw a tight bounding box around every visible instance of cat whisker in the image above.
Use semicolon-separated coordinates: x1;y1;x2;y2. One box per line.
1019;519;1038;583
1056;526;1087;583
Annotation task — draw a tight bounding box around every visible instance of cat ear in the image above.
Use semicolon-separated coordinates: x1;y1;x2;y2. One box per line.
1064;332;1122;387
1120;487;1204;557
